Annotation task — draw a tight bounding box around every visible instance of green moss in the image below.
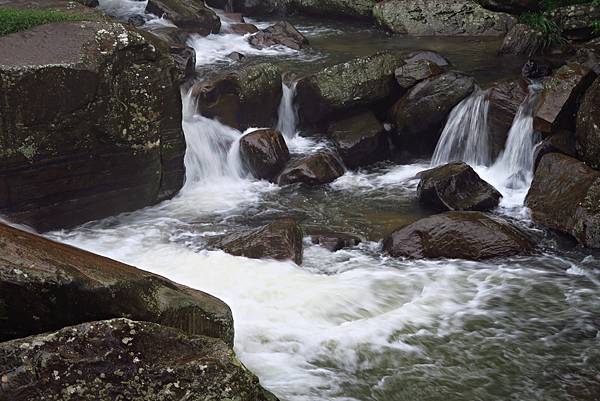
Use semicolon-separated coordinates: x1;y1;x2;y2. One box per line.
0;8;92;36
519;12;564;48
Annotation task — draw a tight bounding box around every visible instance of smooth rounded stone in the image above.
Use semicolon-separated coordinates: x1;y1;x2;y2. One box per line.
227;51;246;61
277;151;345;186
533;130;577;172
0;319;277;401
373;0;514;36
403;50;451;69
417;162;502;212
328;110;389;168
310;232;361;252
146;0;221;35
249;21;309;50
526;153;600;248
0;222;234;344
498;23;543;56
239;129;290;181
0;21;185;231
533;63;597;134
389;71;476;155
217;219;304;264
576;77;600;169
295;52;405;125
395;59;445;90
229;23;260;34
383;211;536;260
521;59;552;80
547;3;600;41
486;78;529;158
475;0;542;14
192;63;283;130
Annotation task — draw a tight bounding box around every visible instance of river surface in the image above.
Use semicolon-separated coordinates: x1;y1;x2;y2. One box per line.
51;4;600;401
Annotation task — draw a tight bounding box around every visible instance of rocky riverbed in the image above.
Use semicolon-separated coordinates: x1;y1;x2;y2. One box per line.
1;0;600;400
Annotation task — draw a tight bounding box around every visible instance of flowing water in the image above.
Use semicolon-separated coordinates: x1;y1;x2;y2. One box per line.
42;4;600;401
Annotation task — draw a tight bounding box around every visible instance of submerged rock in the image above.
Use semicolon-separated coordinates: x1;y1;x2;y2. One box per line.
328;110;389;168
217;219;304;264
0;21;185;231
249;21;308;50
0;222;233;344
147;0;221;35
383;211;535;260
373;0;514;36
277;151;345;186
389;71;476;155
192;63;283;130
533;63;597;134
417;162;502;212
295;52;404;125
526;153;600;248
576;77;600;170
498;23;543;56
310;232;361;252
239;129;290;181
0;319;277;401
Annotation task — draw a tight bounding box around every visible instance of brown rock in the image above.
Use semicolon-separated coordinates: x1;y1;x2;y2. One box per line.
229;23;259;34
576;77;600;170
249;21;308;50
498;23;543;56
395;59;444;90
277;151;345;186
310;232;361;252
240;129;290;181
146;0;221;35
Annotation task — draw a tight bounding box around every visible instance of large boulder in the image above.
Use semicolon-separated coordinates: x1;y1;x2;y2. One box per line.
0;319;277;401
295;52;404;126
0;222;233;344
217;219;304;264
0;21;185;231
146;0;221;35
373;0;514;36
533;63;597;134
395;59;445;90
328;111;390;168
486;78;529;158
498;23;543;56
417;162;502;212
277;151;345;186
526;153;600;248
292;0;379;19
576;77;600;170
249;21;308;50
475;0;542;14
533;131;577;172
383;211;535;260
389;72;476;155
192;63;283;130
239;129;290;181
547;3;600;41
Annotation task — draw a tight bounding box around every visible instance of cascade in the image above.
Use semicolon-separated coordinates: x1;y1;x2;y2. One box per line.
276;82;299;139
431;89;491;167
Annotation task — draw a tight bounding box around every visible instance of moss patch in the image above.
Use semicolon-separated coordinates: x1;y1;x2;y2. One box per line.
0;8;92;36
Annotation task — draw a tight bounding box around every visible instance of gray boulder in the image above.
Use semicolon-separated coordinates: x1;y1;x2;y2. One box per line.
249;21;308;50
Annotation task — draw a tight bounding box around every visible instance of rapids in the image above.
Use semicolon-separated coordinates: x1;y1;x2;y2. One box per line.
48;5;600;401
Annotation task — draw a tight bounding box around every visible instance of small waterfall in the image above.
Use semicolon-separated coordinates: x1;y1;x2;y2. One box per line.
491;84;542;189
276;82;298;139
181;90;245;187
431;90;491;167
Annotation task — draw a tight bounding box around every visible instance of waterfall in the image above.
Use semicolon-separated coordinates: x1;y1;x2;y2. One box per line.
431;90;491;167
491;84;542;189
276;82;298;139
181;90;245;187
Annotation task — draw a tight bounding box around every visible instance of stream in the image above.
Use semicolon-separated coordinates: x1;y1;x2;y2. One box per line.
48;2;600;400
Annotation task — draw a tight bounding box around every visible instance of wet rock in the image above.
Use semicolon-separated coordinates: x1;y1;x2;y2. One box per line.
533;63;597;134
227;51;246;61
217;219;304;264
533;130;577;172
229;23;260;34
230;0;291;15
222;12;246;23
395;59;445;90
192;63;283;130
296;52;404;125
403;50;451;69
169;44;197;78
0;319;277;401
526;153;600;248
145;26;196;79
0;222;233;344
0;22;185;231
576;77;600;170
486;78;529;158
292;0;379;19
498;23;543;56
128;14;147;27
417;162;502;212
328;110;389;168
249;21;308;50
239;129;290;181
547;3;600;41
383;211;535;260
475;0;542;14
373;0;514;36
147;0;221;36
573;37;600;75
277;151;345;186
389;71;476;155
310;232;361;252
206;0;233;10
521;59;552;80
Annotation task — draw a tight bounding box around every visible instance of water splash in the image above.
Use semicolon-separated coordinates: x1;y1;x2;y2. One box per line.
431;89;491;167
